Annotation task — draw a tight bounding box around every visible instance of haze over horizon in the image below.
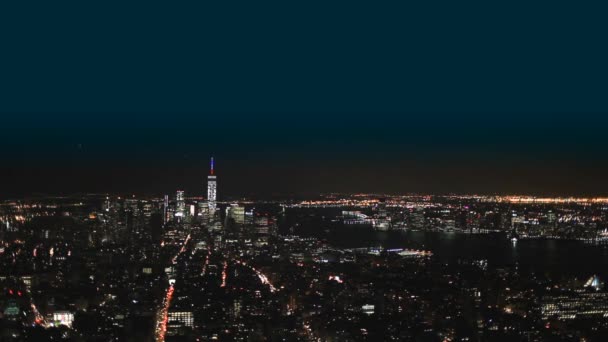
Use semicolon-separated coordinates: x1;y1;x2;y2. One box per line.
3;112;607;198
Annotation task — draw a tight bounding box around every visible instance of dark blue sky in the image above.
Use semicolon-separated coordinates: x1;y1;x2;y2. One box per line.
1;2;608;197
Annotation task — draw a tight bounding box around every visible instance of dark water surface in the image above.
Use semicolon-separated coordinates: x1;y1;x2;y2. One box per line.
283;208;608;279
334;226;608;279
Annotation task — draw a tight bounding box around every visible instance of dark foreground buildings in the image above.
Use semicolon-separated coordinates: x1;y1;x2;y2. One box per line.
3;170;608;341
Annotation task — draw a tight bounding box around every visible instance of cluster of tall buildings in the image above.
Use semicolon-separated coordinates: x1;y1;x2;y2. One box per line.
169;157;218;224
161;157;275;243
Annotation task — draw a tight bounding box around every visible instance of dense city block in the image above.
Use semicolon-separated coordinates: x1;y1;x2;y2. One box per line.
3;188;608;341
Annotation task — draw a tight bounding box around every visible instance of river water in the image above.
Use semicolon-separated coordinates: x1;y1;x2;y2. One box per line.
283;208;608;280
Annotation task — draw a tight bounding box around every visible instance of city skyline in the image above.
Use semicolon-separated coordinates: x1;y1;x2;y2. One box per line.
2;2;608;340
4;190;608;340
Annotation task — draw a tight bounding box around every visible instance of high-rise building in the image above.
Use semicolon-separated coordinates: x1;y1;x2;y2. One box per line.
207;157;217;213
197;202;209;221
167;310;194;335
255;216;270;234
541;281;608;321
409;208;425;229
163;195;169;224
373;198;391;231
226;204;245;225
176;190;185;218
52;311;75;328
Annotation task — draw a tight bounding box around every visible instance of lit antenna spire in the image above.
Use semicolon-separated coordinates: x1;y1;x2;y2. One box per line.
210;157;214;175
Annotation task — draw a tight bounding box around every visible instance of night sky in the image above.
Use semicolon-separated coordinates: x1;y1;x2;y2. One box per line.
1;2;608;198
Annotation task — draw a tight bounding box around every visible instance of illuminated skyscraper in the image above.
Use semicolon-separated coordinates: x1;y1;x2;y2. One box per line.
163;195;169;224
176;190;185;218
207;157;217;213
225;204;245;224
